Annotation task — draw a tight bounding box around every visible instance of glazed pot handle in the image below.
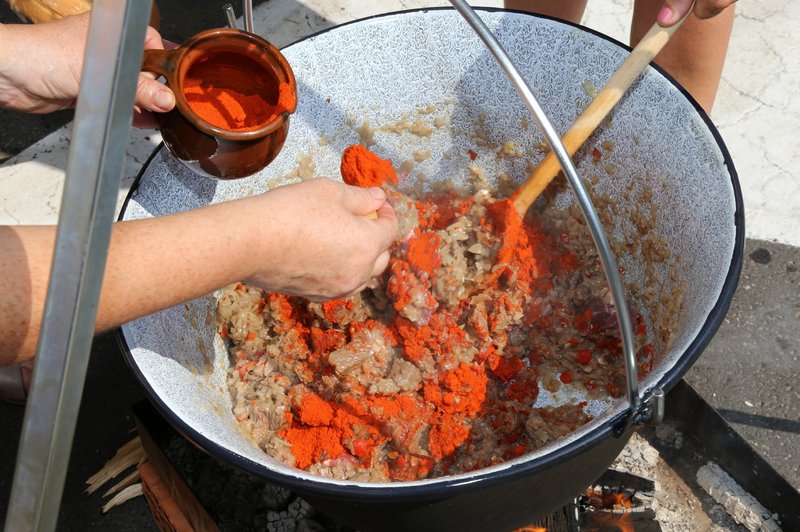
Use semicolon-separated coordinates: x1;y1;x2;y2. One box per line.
142;48;180;80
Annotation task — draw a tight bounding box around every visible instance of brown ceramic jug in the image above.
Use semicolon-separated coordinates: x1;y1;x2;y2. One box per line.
142;28;297;179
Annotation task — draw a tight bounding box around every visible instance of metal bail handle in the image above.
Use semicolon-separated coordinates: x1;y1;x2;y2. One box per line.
448;0;662;431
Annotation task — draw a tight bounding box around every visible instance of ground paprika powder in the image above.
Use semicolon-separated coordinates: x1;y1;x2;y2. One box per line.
184;81;293;131
182;51;295;132
340;144;399;187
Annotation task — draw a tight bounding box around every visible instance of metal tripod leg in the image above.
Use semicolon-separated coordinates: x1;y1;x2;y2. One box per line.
5;1;152;530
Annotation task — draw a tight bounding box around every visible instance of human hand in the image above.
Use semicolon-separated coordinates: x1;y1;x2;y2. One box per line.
0;11;174;127
238;177;399;301
657;0;737;26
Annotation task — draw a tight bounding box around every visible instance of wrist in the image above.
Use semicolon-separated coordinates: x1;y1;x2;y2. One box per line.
0;24;13;88
0;24;10;71
223;195;276;286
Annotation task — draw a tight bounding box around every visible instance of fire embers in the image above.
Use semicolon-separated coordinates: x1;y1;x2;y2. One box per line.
579;470;656;532
511;470;658;532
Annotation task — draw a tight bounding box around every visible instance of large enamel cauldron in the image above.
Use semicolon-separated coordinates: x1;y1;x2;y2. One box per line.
118;8;743;531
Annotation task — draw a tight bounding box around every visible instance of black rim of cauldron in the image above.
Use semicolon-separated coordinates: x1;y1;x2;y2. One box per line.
117;7;745;503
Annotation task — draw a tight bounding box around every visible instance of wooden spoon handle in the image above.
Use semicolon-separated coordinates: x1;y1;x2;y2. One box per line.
512;15;689;217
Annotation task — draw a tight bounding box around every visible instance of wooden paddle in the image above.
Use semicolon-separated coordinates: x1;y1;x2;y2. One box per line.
512;13;690;218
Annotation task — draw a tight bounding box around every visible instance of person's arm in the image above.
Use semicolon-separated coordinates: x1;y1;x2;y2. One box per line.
0;11;174;126
657;0;737;26
0;178;397;365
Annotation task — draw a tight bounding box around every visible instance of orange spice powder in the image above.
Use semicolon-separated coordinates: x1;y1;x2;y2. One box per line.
340;145;399;188
405;229;441;276
281;426;348;469
183;81;294;132
294;390;334;426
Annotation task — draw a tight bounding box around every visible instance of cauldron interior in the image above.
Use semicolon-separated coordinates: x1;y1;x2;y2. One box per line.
118;8;742;531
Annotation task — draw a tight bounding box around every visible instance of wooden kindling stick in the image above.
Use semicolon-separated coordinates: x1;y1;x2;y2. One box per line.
512;11;690;217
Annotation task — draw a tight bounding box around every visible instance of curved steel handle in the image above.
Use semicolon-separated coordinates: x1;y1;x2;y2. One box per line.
448;0;652;428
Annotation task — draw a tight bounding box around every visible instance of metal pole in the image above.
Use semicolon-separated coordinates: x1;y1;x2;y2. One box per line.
5;1;152;529
243;0;254;33
223;3;239;29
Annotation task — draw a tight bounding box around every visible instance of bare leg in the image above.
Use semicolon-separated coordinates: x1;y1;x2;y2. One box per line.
503;0;588;23
631;0;734;113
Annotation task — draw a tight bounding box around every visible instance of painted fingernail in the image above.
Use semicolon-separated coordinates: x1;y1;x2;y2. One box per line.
657;5;674;25
154;89;175;110
368;186;386;199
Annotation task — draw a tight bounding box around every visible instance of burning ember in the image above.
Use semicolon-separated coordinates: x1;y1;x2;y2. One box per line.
513;469;657;532
584;488;634;510
582;487;636;532
579;470;657;532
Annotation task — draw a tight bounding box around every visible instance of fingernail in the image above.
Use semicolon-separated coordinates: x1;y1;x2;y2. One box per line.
657;5;674;25
368;186;386;199
154;89;175;110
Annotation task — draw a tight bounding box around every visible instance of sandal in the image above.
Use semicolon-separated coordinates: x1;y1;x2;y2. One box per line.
0;363;28;405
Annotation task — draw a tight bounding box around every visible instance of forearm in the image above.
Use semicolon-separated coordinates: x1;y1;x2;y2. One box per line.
0;22;23;109
0;18;83;113
0;177;399;365
0;198;259;365
0;13;173;119
98;198;261;330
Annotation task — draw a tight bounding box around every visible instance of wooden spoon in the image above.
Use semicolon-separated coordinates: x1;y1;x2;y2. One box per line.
512;14;690;218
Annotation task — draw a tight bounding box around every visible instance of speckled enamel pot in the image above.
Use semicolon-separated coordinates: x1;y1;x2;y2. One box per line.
118;8;743;531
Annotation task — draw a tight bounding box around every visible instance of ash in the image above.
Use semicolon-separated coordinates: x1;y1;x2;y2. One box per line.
697;462;782;531
163;435;352;532
612;430;754;531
